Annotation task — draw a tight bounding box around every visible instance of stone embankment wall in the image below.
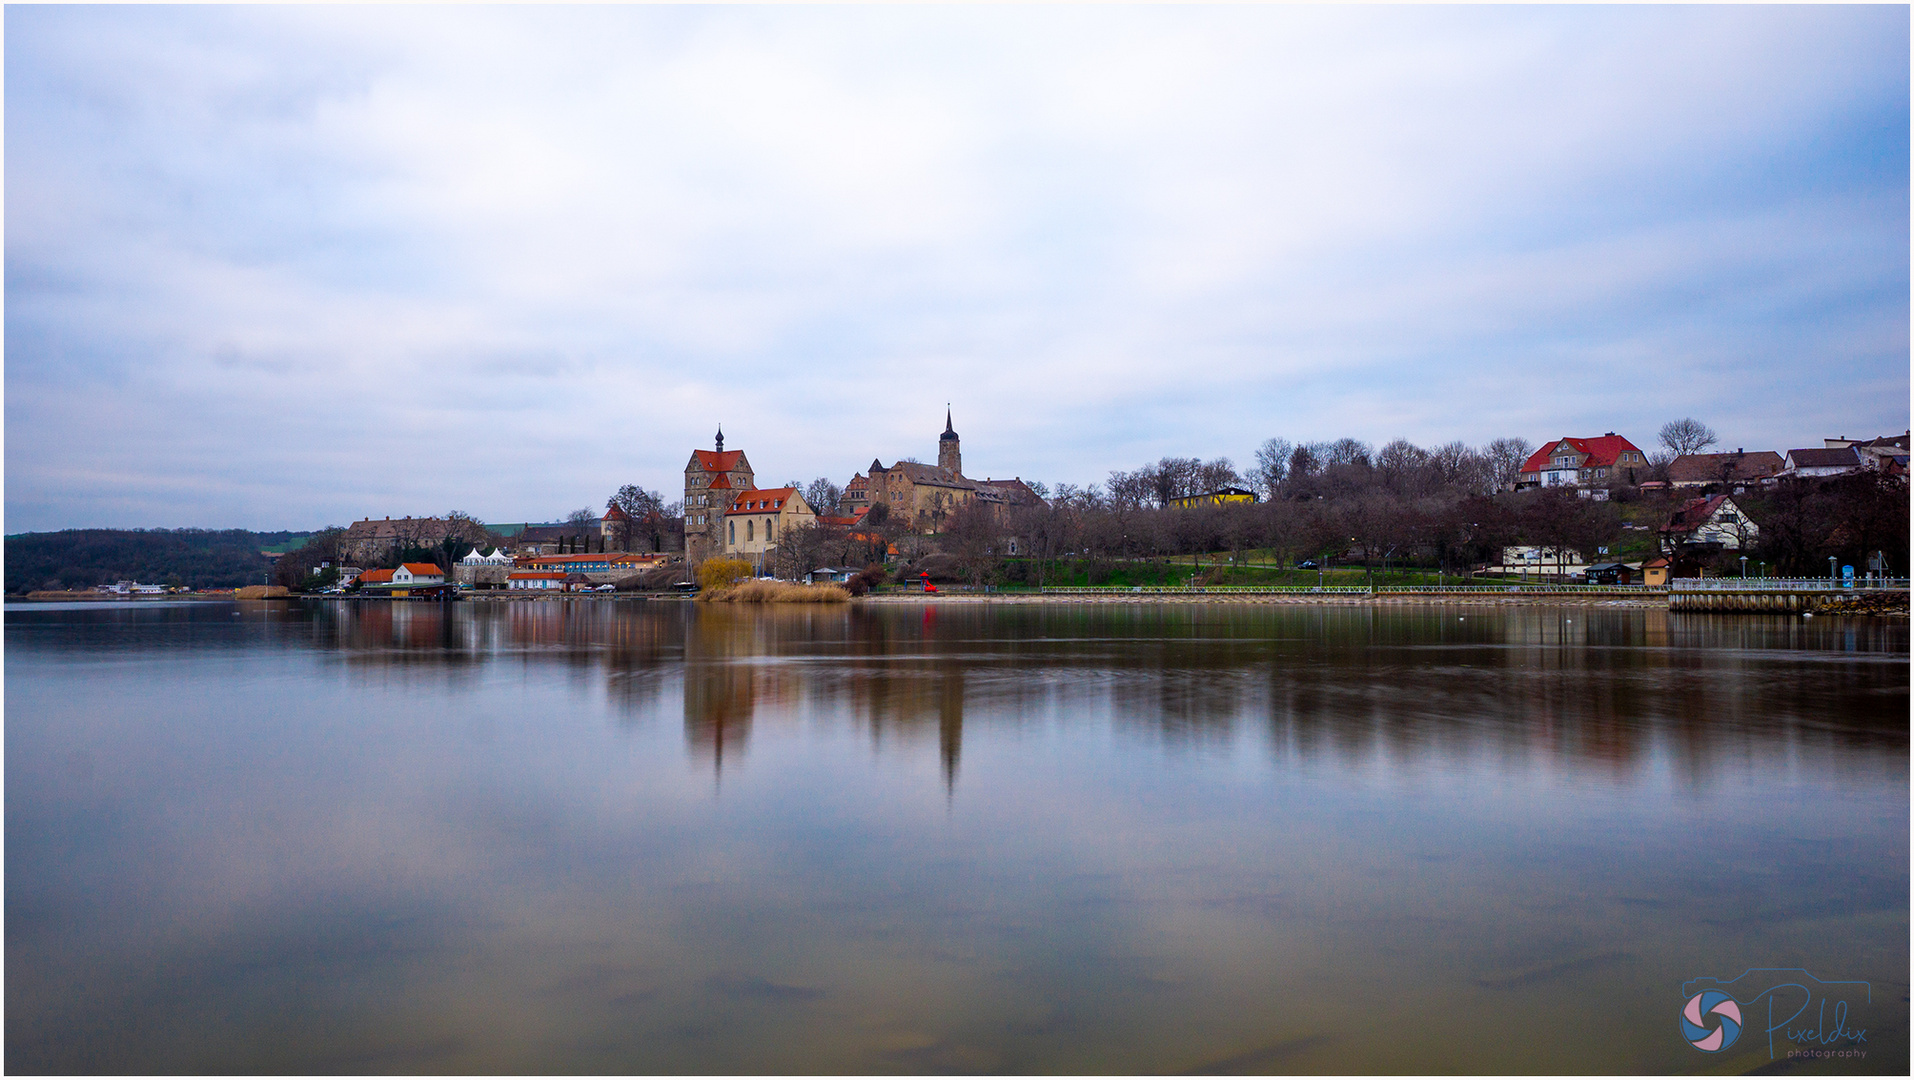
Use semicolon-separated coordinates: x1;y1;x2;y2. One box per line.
1667;589;1908;614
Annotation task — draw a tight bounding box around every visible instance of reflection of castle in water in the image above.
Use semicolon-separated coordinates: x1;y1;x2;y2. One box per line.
681;605;968;789
310;601;1906;788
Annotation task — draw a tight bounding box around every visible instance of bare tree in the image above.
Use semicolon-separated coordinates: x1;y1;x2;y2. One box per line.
803;477;843;517
1195;457;1243;494
1325;438;1373;468
1287;443;1323;481
1483;437;1535;492
1253;438;1292;498
1659;418;1719;456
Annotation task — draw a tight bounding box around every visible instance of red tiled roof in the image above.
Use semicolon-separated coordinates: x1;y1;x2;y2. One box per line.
508;571;568;580
725;487;800;514
706;473;733;490
691;450;744;471
1660;495;1730;534
400;563;443;575
603;503;630;520
1520;435;1644;474
358;569;396;583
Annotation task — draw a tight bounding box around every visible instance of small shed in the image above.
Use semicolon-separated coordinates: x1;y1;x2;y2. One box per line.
806;567;857;584
1641;557;1670;587
1585;562;1634;585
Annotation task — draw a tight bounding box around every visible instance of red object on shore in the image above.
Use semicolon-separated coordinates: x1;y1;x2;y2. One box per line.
920;572;937;594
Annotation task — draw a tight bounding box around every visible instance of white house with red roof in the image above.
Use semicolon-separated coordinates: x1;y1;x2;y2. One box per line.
722;487;816;565
391;562;445;586
1517;433;1649;489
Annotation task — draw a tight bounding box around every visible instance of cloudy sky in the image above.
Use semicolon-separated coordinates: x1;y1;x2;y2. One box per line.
6;5;1907;532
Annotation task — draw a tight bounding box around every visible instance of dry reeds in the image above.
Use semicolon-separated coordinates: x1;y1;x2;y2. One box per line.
698;580;851;604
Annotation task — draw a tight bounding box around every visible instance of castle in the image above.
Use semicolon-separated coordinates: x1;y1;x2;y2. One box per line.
683;427;754;563
844;411;1042;533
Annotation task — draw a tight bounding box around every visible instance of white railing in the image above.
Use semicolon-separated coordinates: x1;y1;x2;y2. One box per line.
1670;577;1909;591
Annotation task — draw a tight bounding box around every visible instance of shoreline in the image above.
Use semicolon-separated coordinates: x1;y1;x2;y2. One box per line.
860;592;1671;608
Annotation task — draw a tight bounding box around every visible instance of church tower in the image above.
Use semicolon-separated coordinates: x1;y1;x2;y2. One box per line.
938;407;961;476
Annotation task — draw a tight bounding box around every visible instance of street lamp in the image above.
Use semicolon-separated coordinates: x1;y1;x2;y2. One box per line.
1829;556;1837;581
1739;555;1747;579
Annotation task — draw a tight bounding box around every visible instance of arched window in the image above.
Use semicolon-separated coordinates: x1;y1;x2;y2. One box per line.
728;520;735;544
746;520;754;541
766;518;774;541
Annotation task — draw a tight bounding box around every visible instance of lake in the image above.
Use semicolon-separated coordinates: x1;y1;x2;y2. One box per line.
6;598;1907;1073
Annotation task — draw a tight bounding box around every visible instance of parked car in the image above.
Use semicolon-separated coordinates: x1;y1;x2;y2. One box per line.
1297;560;1319;570
592;584;616;592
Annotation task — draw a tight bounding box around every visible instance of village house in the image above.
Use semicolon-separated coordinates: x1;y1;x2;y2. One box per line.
1778;446;1863;480
1516;434;1649;488
1666;450;1784;491
1167;486;1259;509
1659;495;1759;555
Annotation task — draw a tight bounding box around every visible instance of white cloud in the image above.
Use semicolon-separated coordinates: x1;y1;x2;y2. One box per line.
5;5;1905;529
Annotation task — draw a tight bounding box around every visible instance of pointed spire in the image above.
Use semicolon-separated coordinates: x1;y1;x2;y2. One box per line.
945;405;953;434
715;424;724;454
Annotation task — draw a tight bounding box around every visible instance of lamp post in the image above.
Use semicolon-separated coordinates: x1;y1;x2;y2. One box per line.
1829;556;1837;581
1739;555;1747;579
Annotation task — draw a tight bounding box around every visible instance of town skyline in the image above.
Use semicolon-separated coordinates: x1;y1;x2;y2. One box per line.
6;5;1907;532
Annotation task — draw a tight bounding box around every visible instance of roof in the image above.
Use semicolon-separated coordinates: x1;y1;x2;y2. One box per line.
1785;447;1861;469
1520;434;1644;474
875;460;971;488
1667;451;1783;484
976;478;1046;506
706;473;733;490
690;449;744;472
523;552;656;565
725;487;804;515
400;562;443;575
508;571;568;580
602;504;630;520
358;569;396;583
1660;495;1733;534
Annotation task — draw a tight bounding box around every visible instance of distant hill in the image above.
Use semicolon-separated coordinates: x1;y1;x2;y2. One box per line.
5;529;309;593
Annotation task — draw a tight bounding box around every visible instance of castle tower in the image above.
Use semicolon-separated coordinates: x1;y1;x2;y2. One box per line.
684;426;753;562
938;407;961;476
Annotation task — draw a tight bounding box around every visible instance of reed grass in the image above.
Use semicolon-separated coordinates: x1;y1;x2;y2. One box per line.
699;580;851;604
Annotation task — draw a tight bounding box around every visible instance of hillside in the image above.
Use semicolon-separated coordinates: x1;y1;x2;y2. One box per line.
5;529;308;594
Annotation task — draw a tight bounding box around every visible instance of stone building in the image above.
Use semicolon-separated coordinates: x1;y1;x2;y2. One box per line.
684;427;754;563
722;487;817;570
848;412;1045;533
339;516;486;565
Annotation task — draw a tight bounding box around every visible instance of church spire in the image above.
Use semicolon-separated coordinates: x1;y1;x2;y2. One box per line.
715;424;724;454
945;405;954;435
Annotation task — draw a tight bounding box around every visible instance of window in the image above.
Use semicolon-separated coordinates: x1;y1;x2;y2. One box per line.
728;521;735;544
746;520;754;541
766;518;774;541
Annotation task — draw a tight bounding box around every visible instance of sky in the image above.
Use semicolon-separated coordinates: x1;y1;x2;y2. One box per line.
5;5;1908;532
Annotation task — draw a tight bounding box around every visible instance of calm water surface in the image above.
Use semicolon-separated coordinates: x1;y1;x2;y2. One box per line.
7;599;1907;1073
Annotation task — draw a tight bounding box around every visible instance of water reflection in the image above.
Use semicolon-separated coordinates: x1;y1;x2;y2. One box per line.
5;599;1906;1073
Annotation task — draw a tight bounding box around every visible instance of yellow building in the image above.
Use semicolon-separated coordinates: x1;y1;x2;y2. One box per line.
1166;486;1259;510
722;487;817;568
